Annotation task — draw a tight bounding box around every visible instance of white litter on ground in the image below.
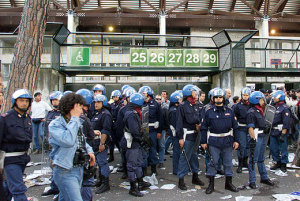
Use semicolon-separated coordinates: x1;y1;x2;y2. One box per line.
289;153;295;163
149;185;159;190
109;166;114;171
160;184;176;190
181;189;197;194
220;195;232;199
143;174;158;186
111;168;118;174
235;196;252;201
232;159;238;167
287;163;300;169
215;174;225;179
272;193;300;201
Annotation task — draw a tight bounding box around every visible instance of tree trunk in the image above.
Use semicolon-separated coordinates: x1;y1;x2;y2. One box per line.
1;0;50;113
293;135;300;167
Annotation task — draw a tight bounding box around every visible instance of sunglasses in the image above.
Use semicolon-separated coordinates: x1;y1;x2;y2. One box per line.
215;96;223;99
156;98;161;100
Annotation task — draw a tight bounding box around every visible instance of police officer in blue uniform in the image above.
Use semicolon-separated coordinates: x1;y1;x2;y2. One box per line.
269;90;291;173
247;91;274;189
116;87;137;179
90;94;112;194
168;91;183;175
139;86;163;175
176;84;204;190
41;91;63;197
233;87;251;173
123;93;151;197
201;88;239;194
88;84;106;119
0;89;33;201
108;90;122;163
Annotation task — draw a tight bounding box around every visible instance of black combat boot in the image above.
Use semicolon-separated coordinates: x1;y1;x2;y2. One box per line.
249;182;257;189
137;177;151;191
108;150;114;163
151;165;157;175
243;157;249;168
225;176;239;192
178;177;187;190
192;173;204;186
205;176;214;194
260;179;274;186
236;158;243;173
96;176;110;194
95;175;103;187
129;181;143;197
121;171;128;179
270;161;281;170
117;164;125;172
280;163;287;173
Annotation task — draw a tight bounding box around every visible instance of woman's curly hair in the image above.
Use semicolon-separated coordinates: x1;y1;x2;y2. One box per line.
58;93;86;116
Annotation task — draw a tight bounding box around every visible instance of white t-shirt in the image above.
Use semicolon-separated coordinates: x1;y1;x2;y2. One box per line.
31;101;52;118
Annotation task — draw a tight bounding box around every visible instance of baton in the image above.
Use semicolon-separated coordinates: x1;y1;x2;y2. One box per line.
181;147;192;173
206;145;216;171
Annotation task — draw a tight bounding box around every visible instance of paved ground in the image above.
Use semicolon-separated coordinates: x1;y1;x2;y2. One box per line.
25;149;300;201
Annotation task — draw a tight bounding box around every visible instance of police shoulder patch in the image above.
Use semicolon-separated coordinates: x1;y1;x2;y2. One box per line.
1;113;8;117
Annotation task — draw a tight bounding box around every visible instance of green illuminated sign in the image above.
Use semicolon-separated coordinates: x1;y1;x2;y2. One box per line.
69;47;90;66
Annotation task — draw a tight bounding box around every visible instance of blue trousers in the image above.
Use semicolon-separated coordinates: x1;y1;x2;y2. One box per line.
32;121;44;150
177;140;199;178
81;178;94;201
237;127;249;158
172;136;180;174
158;130;166;164
95;149;110;177
248;135;269;183
4;164;27;201
205;152;223;172
126;148;144;181
53;166;83;201
148;132;159;166
206;145;233;177
270;134;289;164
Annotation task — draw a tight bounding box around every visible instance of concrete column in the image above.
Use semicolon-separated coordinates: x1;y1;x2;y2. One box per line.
220;69;246;98
255;17;269;68
67;11;79;65
159;13;166;46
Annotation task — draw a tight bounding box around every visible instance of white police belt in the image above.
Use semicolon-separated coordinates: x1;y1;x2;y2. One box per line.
273;124;283;131
238;123;247;127
4;151;26;157
254;128;264;140
170;125;176;137
124;132;133;148
149;121;159;129
183;128;196;141
208;130;233;139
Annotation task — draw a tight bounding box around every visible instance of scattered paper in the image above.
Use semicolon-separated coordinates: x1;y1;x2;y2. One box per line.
24;173;43;180
119;181;130;190
149;185;159;190
235;196;252;201
160;184;176;190
272;194;300;201
181;189;196;193
215;174;224;179
220;195;232;199
232;159;238;167
287;163;300;169
111;168;118;174
140;190;149;195
43;186;51;193
287;169;295;172
288;153;295;163
143;174;158;186
109;166;114;171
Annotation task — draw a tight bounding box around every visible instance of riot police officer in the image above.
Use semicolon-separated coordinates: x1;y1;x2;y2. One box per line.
168;91;183;175
177;85;204;190
41;91;63;197
269;90;291;173
116;87;137;179
108;90;122;163
233;87;251;173
201;88;239;194
139;86;163;175
123;93;151;197
88;84;106;119
90;94;112;194
247;91;274;189
0;89;33;201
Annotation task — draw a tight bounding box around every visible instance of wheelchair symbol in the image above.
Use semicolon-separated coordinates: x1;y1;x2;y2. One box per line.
76;51;84;62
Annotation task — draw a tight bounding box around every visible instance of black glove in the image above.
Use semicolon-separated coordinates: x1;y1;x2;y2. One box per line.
280;133;285;142
263;125;271;134
250;138;256;149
